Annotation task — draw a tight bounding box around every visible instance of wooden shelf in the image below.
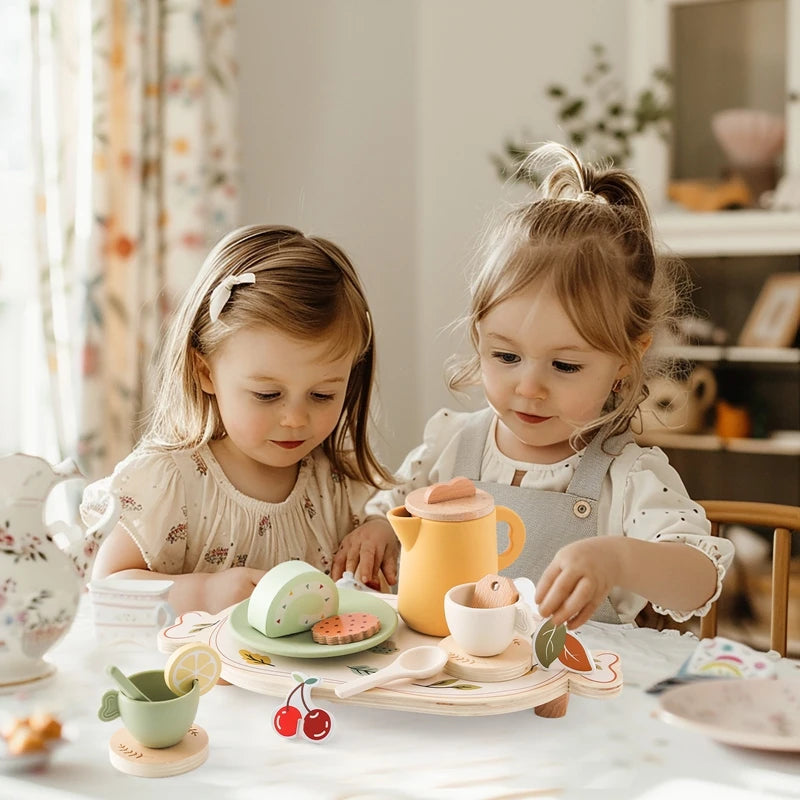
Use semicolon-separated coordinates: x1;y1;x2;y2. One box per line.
637;431;800;455
655;345;800;364
654;209;800;257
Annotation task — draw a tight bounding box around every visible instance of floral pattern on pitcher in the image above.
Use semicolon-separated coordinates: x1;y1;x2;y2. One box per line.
0;525;50;563
0;579;75;659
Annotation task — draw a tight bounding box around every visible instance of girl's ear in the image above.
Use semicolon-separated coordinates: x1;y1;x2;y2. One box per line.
615;334;653;381
636;333;653;357
193;350;216;395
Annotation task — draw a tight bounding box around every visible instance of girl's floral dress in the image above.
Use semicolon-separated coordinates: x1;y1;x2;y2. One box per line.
80;445;375;576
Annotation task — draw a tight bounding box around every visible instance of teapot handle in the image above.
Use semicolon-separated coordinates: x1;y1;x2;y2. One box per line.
496;506;526;571
86;490;122;541
73;491;122;579
688;366;717;410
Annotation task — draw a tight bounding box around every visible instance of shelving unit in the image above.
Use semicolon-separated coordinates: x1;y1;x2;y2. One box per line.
628;0;800;210
625;0;800;649
625;0;800;510
656;345;800;364
655;208;800;257
639;431;800;456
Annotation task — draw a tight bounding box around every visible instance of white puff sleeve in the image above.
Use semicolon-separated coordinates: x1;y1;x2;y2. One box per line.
80;450;190;573
364;408;468;518
620;446;735;622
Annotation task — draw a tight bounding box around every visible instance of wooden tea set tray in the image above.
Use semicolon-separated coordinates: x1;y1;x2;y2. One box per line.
157;593;622;717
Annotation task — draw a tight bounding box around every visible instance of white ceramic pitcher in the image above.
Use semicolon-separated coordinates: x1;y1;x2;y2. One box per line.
0;453;120;687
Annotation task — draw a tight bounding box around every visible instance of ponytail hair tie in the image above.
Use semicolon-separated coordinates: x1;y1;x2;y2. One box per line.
208;273;256;322
577;190;608;204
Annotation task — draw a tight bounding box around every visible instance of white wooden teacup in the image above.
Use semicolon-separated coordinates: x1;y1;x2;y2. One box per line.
88;578;175;645
444;582;537;657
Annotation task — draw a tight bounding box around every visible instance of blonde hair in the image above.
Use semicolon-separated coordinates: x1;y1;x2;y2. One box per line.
142;224;390;486
449;143;687;448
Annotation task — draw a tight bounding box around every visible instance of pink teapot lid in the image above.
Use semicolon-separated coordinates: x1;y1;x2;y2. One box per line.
404;477;495;522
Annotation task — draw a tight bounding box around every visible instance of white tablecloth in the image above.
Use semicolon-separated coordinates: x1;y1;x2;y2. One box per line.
2;599;800;800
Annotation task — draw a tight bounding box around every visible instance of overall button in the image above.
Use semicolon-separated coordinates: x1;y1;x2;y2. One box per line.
573;499;592;518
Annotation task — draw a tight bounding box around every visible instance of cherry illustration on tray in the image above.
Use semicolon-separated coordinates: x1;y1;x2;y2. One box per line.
273;672;334;743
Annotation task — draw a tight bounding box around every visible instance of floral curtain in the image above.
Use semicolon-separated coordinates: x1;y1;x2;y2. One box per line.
30;0;239;480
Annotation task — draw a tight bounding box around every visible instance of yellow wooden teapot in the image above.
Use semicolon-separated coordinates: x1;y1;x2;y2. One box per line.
387;477;526;636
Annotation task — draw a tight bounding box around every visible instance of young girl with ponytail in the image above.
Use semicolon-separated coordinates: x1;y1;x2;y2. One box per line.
366;143;733;630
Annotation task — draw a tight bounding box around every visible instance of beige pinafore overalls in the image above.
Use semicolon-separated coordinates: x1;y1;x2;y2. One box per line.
451;408;628;624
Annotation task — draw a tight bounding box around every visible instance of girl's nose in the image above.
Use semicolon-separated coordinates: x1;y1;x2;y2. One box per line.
280;401;310;428
517;368;546;399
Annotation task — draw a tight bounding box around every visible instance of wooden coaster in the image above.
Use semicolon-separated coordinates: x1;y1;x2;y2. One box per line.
439;636;532;682
108;726;208;778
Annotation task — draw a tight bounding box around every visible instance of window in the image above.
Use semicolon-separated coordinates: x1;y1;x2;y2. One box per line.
0;2;56;459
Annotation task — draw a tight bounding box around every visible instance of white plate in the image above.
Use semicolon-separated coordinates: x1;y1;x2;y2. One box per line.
0;735;69;774
657;677;800;751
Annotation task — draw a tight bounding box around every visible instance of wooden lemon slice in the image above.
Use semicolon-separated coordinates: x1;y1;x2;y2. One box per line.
164;643;221;696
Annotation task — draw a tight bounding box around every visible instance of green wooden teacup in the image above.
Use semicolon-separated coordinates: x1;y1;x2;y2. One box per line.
98;669;199;748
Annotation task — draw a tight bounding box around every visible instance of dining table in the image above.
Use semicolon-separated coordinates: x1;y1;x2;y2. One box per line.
1;593;799;800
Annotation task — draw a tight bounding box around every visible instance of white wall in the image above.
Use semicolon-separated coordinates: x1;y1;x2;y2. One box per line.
237;0;626;467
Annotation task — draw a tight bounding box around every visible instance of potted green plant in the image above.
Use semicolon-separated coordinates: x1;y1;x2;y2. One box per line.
492;43;672;185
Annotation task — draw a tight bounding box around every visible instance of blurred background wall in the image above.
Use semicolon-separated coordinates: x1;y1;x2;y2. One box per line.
237;0;627;468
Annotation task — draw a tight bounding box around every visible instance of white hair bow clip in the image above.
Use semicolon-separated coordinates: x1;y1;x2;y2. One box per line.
208;272;256;322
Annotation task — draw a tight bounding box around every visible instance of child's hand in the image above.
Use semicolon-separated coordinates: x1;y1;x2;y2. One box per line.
534;538;622;629
331;519;399;590
203;567;266;614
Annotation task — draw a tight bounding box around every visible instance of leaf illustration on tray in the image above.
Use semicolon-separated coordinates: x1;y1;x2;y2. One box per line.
189;621;219;634
348;664;378;676
239;649;274;666
557;632;594;673
369;640;398;655
533;618;567;668
422;678;482;690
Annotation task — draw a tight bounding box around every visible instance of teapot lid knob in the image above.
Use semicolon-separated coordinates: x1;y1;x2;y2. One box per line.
405;477;494;522
423;477;476;505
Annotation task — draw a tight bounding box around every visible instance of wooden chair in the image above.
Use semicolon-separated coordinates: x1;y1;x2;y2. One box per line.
698;500;800;658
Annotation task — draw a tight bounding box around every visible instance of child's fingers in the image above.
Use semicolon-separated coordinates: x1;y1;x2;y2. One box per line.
553;584;594;627
330;547;349;581
380;552;398;585
345;547;363;577
538;572;590;626
353;542;379;585
566;603;595;630
534;566;568;617
534;565;558;608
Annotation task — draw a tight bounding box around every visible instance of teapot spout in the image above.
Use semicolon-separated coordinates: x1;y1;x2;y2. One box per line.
386;507;421;552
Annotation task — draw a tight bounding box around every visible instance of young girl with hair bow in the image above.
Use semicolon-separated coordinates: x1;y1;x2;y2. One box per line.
82;225;398;614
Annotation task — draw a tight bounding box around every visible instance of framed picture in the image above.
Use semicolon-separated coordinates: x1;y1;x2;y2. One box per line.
738;273;800;348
